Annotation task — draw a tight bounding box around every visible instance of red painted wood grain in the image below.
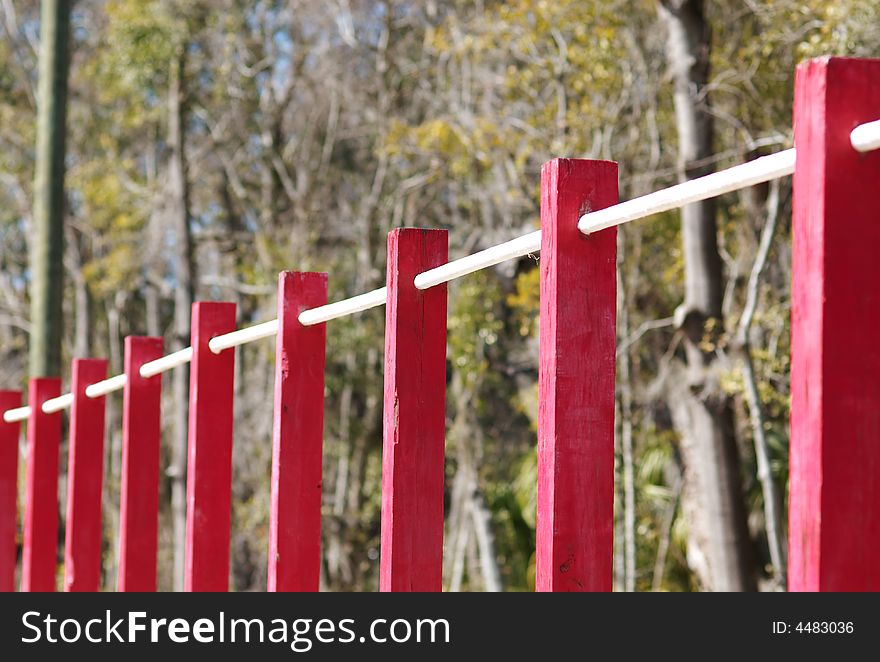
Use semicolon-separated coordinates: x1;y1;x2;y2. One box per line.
22;377;62;592
63;359;108;592
536;158;618;592
789;57;880;592
268;271;328;592
0;390;21;592
118;337;164;592
380;228;448;592
185;302;236;592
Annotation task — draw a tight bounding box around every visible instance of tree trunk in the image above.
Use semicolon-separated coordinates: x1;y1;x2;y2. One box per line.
66;225;90;358
617;233;637;592
470;490;502;592
658;0;756;591
737;178;786;588
445;369;503;592
167;47;194;592
29;0;71;377
104;291;125;588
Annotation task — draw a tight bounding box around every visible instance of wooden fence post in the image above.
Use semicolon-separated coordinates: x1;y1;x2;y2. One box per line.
268;271;328;592
536;158;618;592
63;359;108;592
789;56;880;591
380;228;448;592
0;391;21;592
118;337;164;591
185;302;236;592
22;377;62;591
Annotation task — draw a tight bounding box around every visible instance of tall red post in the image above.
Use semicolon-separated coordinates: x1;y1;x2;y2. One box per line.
22;377;62;592
268;271;328;592
117;337;163;592
63;359;108;592
0;391;21;592
185;302;236;592
789;57;880;591
536;159;618;592
380;228;448;592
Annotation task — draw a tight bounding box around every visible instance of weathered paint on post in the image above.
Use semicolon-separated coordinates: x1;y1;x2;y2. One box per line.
536;158;618;592
380;228;448;592
118;337;164;592
185;302;236;592
789;57;880;592
22;377;62;592
64;359;108;592
268;272;328;592
0;391;21;592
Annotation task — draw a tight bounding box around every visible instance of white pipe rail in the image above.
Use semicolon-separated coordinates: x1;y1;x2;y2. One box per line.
85;373;128;398
414;231;541;290
139;347;193;379
578;149;796;234
206;287;390;355
3;120;878;423
416;120;878;284
209;319;279;354
3;406;31;423
42;392;74;414
851;119;880;153
416;151;796;289
298;286;387;327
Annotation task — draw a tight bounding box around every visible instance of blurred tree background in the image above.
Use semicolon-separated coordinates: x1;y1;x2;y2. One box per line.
1;0;878;591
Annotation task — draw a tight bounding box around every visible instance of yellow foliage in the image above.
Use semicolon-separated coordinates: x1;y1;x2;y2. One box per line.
383;116;504;179
68;163;147;296
506;267;540;338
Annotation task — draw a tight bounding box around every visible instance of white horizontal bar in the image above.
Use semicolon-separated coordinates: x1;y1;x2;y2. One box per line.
4;373;129;421
3;406;31;423
414;231;541;290
298;287;387;326
40;373;129;415
579;149;796;234
6;122;880;425
209;319;279;354
42;392;74;414
140;347;193;378
85;373;127;398
851;119;880;153
572;120;877;234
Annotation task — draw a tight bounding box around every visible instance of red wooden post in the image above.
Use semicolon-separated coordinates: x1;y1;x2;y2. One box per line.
380;228;448;592
117;337;163;592
22;377;62;592
789;57;880;592
63;359;108;592
268;272;328;592
185;302;236;592
536;159;618;592
0;391;21;592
